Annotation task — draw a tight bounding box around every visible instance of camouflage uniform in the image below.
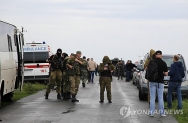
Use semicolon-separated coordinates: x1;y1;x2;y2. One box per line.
45;50;63;99
80;59;88;85
66;52;83;102
62;56;71;99
98;56;115;103
144;49;155;103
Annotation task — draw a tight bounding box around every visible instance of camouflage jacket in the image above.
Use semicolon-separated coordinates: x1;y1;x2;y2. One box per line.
80;59;88;77
49;55;64;71
66;57;84;76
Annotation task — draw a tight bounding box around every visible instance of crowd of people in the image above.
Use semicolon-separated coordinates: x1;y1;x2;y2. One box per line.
144;50;184;117
44;48;114;103
116;60;136;82
44;48;185;116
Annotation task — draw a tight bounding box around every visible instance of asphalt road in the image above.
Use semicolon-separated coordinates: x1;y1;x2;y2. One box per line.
0;76;178;123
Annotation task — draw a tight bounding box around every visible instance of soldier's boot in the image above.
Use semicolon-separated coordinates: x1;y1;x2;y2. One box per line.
99;100;104;103
121;77;123;80
82;83;85;88
108;100;112;103
57;93;61;99
67;92;71;99
71;95;76;102
63;93;67;100
74;95;79;102
45;93;49;99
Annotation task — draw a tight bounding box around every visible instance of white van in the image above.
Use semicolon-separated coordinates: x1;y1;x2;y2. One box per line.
23;42;52;83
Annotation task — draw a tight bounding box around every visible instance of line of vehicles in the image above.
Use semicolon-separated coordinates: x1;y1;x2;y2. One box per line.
132;53;188;101
0;20;52;105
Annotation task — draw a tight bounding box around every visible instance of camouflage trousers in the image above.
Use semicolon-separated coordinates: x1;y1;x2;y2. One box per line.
99;77;112;101
62;71;71;93
69;75;80;95
81;74;88;84
46;69;62;94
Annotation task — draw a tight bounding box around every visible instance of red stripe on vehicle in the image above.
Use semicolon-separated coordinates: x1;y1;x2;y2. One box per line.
24;64;49;68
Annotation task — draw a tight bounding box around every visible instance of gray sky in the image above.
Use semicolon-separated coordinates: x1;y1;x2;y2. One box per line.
1;0;188;64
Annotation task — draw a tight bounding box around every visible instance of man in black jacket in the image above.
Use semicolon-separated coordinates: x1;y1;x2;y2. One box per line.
148;50;168;117
126;60;136;82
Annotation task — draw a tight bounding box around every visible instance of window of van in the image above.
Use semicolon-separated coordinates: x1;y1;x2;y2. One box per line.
24;52;49;63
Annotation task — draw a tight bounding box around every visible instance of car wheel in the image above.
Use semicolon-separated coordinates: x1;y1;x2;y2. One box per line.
139;86;146;101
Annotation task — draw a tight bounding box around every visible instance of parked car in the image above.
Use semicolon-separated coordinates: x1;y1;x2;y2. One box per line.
138;54;188;101
132;68;140;85
134;64;143;88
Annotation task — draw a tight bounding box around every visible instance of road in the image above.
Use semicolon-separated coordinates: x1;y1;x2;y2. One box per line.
0;76;178;123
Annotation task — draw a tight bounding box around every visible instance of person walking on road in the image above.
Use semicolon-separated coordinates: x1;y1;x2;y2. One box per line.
98;56;115;103
88;58;97;83
80;56;89;88
45;48;64;99
66;51;84;102
61;53;71;100
167;55;185;109
117;60;124;80
125;60;134;82
87;58;91;83
147;50;168;117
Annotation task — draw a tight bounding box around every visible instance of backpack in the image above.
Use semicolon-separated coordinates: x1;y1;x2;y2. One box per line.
145;60;159;81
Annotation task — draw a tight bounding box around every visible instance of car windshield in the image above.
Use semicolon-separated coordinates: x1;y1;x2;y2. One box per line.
162;56;185;70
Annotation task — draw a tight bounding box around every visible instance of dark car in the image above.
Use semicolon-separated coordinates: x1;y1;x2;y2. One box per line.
138;54;188;101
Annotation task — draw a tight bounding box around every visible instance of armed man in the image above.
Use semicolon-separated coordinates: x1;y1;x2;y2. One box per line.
66;51;84;102
45;48;64;99
98;56;115;103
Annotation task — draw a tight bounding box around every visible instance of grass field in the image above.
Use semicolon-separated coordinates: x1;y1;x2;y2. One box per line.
171;99;188;123
1;83;46;107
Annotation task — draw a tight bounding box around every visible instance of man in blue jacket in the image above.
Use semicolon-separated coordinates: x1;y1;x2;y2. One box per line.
168;55;185;109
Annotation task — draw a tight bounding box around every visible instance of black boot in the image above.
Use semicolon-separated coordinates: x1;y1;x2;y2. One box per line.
71;95;75;102
45;93;49;99
57;93;61;99
82;83;85;88
99;100;104;103
108;100;112;103
74;95;79;102
63;93;67;100
67;92;71;99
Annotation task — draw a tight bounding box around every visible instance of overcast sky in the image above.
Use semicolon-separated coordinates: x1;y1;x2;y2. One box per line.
0;0;188;64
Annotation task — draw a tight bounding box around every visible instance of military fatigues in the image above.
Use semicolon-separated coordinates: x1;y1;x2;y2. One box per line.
46;54;63;96
117;62;124;80
66;57;83;101
80;59;88;86
61;56;71;98
98;56;115;103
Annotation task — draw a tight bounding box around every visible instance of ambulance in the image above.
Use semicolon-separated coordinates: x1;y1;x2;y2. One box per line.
23;42;52;83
